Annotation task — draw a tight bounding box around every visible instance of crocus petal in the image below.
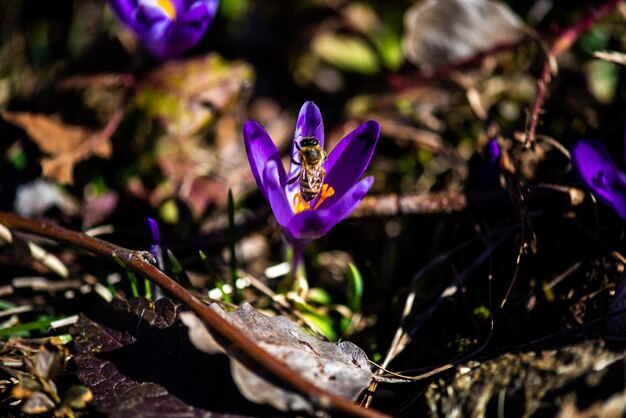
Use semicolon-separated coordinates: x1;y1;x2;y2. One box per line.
244;120;286;199
608;177;626;219
132;6;172;57
263;161;294;228
186;0;219;24
484;138;501;164
287;176;374;241
168;0;185;15
293;101;325;149
164;1;216;55
572;139;622;206
143;217;161;246
287;101;325;207
601;165;626;219
321;120;380;207
477;138;502;189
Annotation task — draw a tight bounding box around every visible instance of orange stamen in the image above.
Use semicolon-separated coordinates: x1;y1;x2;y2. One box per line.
292;184;335;214
314;184;335;209
293;193;311;214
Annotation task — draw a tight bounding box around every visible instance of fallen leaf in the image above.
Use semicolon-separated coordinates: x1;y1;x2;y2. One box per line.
1;110;121;185
134;53;254;137
181;303;374;414
73;297;273;417
402;0;527;72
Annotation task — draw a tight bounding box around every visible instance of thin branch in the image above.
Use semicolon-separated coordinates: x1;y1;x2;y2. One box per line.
523;0;621;148
0;211;390;418
350;184;585;218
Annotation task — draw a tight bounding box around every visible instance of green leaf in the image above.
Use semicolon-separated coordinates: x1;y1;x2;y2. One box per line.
301;313;337;342
166;249;193;289
307;288;332;305
8;143;27;171
159;199;179;224
199;250;231;303
0;299;17;310
228;189;238;288
219;0;248;22
374;27;403;71
346;263;364;312
0;316;62;338
312;33;380;75
585;60;618;103
126;271;140;298
112;253;139;297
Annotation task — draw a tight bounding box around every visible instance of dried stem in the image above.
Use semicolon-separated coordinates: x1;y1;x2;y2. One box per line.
0;212;390;418
523;0;621;148
350;184;584;218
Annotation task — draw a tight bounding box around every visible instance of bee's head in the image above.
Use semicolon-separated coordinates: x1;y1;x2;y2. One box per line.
300;136;319;148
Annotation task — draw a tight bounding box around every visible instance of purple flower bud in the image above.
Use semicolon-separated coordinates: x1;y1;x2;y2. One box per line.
479;138;502;188
108;0;219;60
244;102;379;246
142;217;164;269
484;138;501;164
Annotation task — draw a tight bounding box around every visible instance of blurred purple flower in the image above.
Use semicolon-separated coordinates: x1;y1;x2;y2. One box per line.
480;138;502;188
244;101;379;246
484;138;501;164
142;217;164;270
572;139;626;219
108;0;219;60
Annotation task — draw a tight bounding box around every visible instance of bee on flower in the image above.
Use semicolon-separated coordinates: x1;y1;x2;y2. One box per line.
243;101;379;246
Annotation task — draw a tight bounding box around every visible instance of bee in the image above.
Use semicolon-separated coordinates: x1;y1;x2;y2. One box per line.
288;136;327;202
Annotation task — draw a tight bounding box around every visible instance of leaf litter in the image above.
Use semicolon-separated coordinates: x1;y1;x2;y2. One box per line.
72;297;378;416
181;303;374;414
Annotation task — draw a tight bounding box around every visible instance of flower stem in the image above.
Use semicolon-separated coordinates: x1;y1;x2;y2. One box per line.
286;243;308;297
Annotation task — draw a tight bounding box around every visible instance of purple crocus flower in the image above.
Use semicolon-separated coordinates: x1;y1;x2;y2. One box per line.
244;101;380;248
571;139;626;219
108;0;219;60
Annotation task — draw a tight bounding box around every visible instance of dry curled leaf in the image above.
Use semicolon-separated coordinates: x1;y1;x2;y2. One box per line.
1;111;119;185
402;0;527;72
181;303;374;414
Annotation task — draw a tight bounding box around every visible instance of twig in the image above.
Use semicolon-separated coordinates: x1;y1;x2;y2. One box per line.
523;0;621;148
387;36;533;91
350;184;584;218
0;212;390;418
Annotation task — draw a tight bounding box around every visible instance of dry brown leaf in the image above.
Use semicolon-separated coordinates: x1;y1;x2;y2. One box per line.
1;111;120;185
181;303;374;414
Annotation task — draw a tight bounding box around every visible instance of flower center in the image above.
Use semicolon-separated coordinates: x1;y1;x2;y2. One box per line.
293;184;335;214
155;0;176;20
